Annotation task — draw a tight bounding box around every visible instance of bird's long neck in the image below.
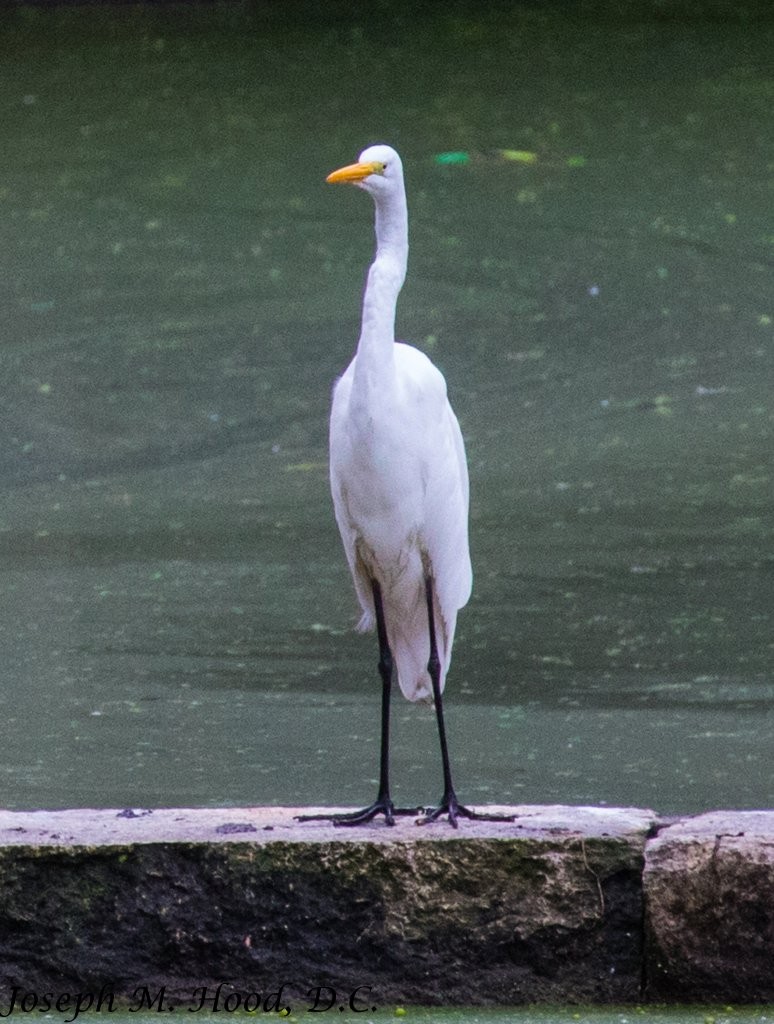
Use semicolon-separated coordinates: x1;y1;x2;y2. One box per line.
354;187;408;394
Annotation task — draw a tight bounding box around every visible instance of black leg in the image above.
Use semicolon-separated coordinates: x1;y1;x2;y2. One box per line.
418;576;514;828
296;578;420;827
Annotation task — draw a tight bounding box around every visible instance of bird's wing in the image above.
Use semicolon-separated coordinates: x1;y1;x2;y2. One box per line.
330;345;472;690
423;399;473;620
396;345;473;669
328;362;376;632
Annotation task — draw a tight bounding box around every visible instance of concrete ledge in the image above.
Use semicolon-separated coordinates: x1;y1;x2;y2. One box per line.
644;810;774;1002
0;805;772;1005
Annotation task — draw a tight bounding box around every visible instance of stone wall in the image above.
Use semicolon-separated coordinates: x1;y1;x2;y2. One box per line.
0;805;771;1008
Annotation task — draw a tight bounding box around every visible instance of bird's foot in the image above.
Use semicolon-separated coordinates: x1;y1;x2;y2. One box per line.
295;799;422;828
417;791;515;829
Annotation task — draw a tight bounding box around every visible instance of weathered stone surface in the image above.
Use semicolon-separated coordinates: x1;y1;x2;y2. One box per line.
644;810;774;1001
0;805;654;1006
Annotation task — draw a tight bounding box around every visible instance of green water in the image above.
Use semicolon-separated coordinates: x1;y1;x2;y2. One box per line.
5;1008;774;1024
393;1013;774;1024
0;2;772;814
333;1011;771;1024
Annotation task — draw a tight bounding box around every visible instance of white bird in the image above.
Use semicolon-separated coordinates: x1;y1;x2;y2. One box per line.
300;145;511;827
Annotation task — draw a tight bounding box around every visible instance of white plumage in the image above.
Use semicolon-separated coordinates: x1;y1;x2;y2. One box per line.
331;334;472;701
298;144;510;827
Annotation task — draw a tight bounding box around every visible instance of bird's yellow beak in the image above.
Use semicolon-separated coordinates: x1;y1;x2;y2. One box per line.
326;160;385;185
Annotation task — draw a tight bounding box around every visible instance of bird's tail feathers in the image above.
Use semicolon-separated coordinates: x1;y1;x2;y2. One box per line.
351;603;444;701
355;609;375;633
351;574;454;702
392;607;452;702
394;644;436;702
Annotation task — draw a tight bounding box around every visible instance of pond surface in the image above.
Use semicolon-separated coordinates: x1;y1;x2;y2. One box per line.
1;2;772;814
8;1008;774;1024
383;1012;774;1024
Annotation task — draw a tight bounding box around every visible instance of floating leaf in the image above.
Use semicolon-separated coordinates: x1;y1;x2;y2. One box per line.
434;151;470;165
499;149;538;164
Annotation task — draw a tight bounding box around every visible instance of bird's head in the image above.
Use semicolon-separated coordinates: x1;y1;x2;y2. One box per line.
326;144;403;198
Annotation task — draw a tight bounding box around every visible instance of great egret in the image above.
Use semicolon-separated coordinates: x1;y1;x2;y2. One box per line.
299;145;511;828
